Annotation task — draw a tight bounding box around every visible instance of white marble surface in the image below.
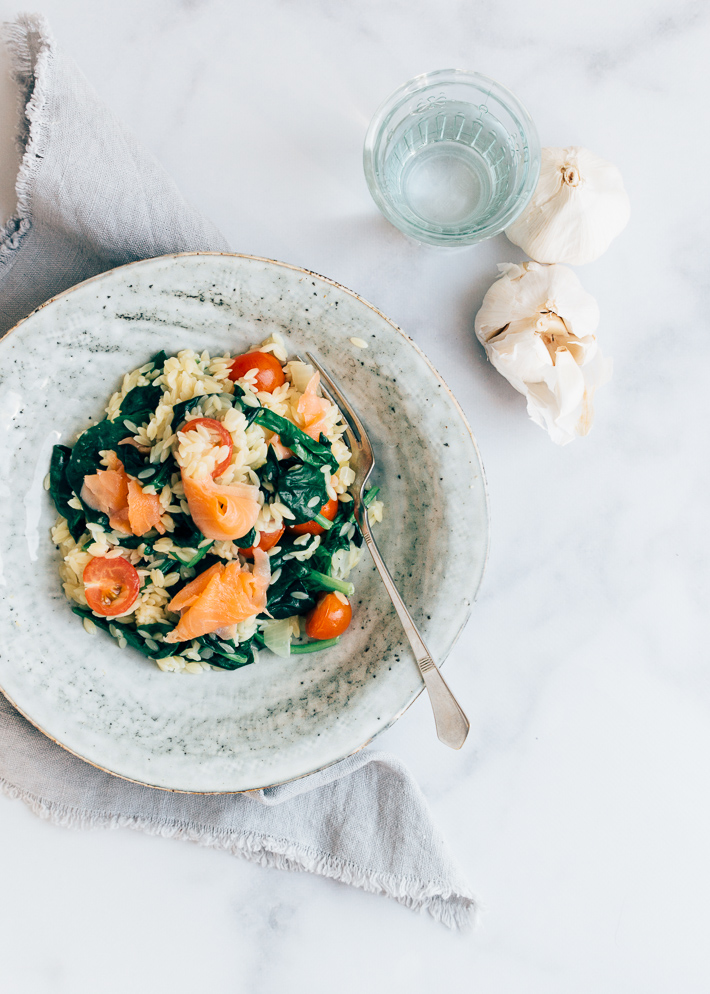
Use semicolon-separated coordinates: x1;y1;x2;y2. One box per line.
1;1;709;991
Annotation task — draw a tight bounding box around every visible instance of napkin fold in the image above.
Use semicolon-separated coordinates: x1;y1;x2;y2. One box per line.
0;14;476;928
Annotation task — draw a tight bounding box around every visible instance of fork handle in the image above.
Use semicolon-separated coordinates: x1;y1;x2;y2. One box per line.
357;511;470;750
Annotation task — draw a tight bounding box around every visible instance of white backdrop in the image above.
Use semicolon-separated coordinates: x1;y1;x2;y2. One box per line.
1;2;709;992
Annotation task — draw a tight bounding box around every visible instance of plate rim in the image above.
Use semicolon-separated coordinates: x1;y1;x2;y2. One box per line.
0;250;490;793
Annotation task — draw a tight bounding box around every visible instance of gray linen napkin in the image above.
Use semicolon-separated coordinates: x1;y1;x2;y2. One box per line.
0;14;476;928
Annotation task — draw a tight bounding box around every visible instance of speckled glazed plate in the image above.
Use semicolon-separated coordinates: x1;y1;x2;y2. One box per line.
0;252;489;792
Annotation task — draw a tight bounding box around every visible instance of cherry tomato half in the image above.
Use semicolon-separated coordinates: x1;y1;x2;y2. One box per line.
306;592;352;640
83;556;140;617
228;352;286;393
288;497;339;536
180;418;234;478
238;525;285;559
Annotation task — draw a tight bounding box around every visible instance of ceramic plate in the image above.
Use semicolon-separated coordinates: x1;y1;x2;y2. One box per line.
0;253;489;791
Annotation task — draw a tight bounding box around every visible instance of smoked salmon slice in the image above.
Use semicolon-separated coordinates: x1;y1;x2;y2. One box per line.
296;372;331;441
126;478;164;536
166;562;222;613
269;433;293;461
182;472;260;542
165;550;270;643
81;451;165;537
82;451;131;533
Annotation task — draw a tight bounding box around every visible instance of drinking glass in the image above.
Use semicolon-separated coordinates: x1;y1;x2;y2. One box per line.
363;69;540;247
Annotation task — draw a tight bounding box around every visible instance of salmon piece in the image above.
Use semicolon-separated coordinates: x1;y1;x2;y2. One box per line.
296;372;331;441
81;451;164;536
165;550;270;643
119;436;151;454
109;506;132;534
81;453;130;529
250;548;271;595
182;472;260;542
127;478;165;536
167;562;222;613
269;433;293;461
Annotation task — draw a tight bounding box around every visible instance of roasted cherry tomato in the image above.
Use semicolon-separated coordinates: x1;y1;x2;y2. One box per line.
83;556;140;617
306;592;352;640
288;497;339;536
238;525;285;559
179;417;234;478
228;351;286;393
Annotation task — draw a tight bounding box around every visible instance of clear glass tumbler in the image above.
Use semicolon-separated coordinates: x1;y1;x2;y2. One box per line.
363;69;540;247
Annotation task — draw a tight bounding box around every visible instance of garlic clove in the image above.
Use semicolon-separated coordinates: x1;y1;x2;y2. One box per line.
474;261;611;445
476;262;600;343
505;147;630;265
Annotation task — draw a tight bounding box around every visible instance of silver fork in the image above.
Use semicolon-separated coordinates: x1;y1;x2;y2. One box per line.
305;352;470;750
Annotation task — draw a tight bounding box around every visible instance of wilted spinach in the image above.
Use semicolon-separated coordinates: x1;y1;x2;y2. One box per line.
169;510;207;551
251;406;338;472
63;419;140;528
119;382;163;420
169;395;205;429
237;527;257;550
264;560;318;619
232;385;337;472
263;531;354;619
260;447;280;488
71;608;176;660
197;632;256;670
275;461;330;525
49;445;85;540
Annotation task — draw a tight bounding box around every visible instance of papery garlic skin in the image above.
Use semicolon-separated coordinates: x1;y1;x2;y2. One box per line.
475;262;612;445
505;147;630;265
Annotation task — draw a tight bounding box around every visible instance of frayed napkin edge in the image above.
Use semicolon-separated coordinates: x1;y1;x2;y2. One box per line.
0;12;53;267
0;774;477;930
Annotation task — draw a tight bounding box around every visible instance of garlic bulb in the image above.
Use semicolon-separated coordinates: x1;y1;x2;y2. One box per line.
475;262;612;445
505;147;630;265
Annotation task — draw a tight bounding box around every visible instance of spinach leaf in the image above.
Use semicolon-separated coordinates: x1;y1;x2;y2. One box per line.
149;349;168;370
64;423;130;528
169;511;206;550
142;558;180;576
171;539;214;569
260;446;280;488
104;438;175;493
197;632;256;670
117;349;166;420
49;445;85;540
170;395;205;429
275;461;330;525
263;557;317;619
230;384;261;424
66;419;137;496
144;453;178;491
251;406;338;472
114;534;146;550
119;383;162;419
135;620;173;636
68;350;169;495
131;620;179;659
71;608;257;666
310;503;352;574
171;390;240;429
237;527;257;550
71;608;176;660
113;441;147;477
